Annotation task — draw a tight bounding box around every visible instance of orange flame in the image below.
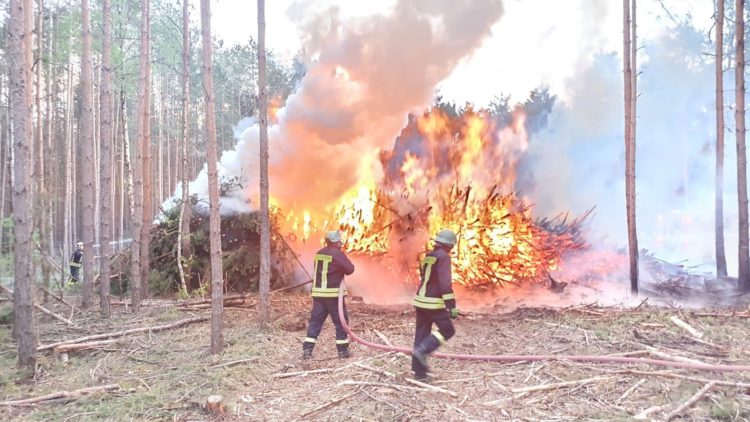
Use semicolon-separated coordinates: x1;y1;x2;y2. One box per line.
277;107;585;287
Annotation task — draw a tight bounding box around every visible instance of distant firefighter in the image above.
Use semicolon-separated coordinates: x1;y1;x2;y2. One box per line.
69;242;83;283
302;230;355;360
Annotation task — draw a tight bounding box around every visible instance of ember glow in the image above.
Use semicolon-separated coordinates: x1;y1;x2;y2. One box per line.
276;108;589;288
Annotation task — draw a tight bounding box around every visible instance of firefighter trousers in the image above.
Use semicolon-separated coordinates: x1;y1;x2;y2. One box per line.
412;307;455;377
303;297;349;353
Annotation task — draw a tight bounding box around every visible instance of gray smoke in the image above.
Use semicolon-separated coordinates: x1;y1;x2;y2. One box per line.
168;0;505;217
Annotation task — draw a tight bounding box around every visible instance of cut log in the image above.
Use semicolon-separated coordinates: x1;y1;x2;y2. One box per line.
38;316;209;351
0;384;121;406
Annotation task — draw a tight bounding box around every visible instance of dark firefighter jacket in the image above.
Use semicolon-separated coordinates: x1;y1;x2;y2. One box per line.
412;247;456;310
311;246;355;298
70;249;83;268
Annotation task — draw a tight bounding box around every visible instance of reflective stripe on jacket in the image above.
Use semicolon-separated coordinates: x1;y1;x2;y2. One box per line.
311;246;354;298
412;247;455;310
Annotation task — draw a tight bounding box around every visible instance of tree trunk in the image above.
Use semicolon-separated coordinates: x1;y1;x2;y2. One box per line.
257;0;271;328
200;0;225;354
63;53;73;267
177;0;191;293
35;0;49;304
9;0;37;368
80;0;96;309
623;0;639;294
716;0;728;278
121;92;134;248
736;0;749;291
98;0;113;316
130;0;150;311
139;0;152;300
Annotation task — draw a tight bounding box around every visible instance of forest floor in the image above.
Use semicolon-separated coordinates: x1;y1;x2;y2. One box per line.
0;292;749;421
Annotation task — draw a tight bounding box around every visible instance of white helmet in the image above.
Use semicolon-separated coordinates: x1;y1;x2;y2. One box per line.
76;242;84;248
434;229;457;246
325;230;343;243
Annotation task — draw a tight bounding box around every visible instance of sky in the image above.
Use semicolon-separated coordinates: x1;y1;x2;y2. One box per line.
202;0;715;106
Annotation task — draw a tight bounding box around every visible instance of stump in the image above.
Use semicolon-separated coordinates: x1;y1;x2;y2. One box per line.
206;395;225;415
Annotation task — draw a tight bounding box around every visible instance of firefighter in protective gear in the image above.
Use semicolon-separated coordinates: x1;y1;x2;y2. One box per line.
69;242;84;283
411;229;460;380
302;230;355;360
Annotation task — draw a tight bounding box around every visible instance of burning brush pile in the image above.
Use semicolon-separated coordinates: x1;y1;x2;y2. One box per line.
281;105;591;289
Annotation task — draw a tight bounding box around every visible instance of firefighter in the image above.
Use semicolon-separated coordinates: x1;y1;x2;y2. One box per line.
411;229;460;380
69;242;84;283
302;230;355;360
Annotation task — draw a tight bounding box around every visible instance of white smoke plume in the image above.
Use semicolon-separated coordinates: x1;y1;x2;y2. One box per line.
168;0;504;216
520;23;736;276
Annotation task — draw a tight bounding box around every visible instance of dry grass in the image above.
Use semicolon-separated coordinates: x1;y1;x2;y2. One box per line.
0;294;749;421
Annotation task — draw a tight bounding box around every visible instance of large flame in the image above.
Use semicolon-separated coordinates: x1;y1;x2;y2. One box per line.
277;107;587;288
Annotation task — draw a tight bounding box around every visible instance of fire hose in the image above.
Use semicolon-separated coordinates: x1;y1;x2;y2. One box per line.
337;282;750;372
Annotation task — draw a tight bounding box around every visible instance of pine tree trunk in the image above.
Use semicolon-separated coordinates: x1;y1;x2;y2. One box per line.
201;0;225;354
130;0;150;311
35;0;49;304
80;0;96;309
177;0;191;293
98;0;113;316
623;0;639;294
257;0;271;328
716;0;728;278
44;10;55;279
736;0;749;291
9;0;37;368
139;0;152;300
121;92;134;239
63;54;73;266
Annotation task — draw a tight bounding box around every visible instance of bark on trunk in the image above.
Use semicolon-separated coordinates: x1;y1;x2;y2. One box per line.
130;0;150;311
80;0;96;309
99;0;113;316
9;0;37;368
200;0;225;354
139;0;152;300
716;0;728;277
257;0;271;328
736;0;749;290
177;0;191;293
623;0;639;294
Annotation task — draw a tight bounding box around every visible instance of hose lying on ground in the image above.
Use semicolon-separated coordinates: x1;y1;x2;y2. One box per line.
337;282;750;372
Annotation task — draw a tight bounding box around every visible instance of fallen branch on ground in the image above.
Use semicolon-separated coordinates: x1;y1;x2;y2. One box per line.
39;287;75;309
354;362;395;378
510;376;612;394
617;378;646;402
634;403;672;420
300;390;360;418
404;378;458;397
208;357;259;369
0;384;121;406
617;370;750;388
176;294;250;307
38;316;209;351
670;315;704;339
665;381;717;421
54;339;119;353
373;329;394;346
0;285;72;325
645;346;710;366
272;367;336;379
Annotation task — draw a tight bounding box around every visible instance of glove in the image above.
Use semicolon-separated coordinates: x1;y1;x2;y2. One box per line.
450;308;459;319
